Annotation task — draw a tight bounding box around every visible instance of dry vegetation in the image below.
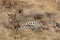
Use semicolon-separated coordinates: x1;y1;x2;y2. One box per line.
0;0;60;40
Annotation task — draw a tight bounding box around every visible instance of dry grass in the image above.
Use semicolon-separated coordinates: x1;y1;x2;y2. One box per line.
0;0;60;40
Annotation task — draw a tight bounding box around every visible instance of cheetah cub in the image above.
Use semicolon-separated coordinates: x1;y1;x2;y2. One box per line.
8;14;20;30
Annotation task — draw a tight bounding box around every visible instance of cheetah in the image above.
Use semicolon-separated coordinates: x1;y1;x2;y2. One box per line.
8;14;20;30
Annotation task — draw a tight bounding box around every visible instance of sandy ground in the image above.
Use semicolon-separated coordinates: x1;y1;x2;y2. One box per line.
0;0;60;40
